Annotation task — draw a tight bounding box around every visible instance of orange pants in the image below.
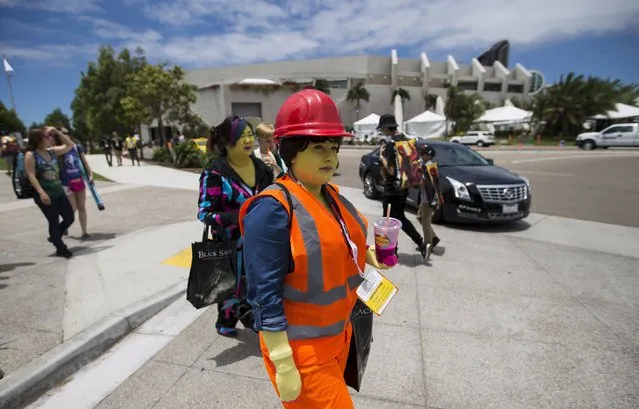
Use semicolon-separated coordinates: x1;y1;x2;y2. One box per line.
261;328;355;409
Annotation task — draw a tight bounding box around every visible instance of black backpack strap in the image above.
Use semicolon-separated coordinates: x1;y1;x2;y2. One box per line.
275;182;294;229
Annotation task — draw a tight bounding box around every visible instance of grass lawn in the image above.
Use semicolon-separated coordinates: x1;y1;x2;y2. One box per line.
92;172;113;182
0;156;6;172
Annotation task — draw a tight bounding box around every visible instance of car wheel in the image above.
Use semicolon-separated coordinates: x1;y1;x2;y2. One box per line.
363;173;379;199
477;140;485;147
583;140;596;150
452;140;460;143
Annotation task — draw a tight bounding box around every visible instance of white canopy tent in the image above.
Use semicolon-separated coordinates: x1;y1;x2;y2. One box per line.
476;105;532;124
237;78;278;85
404;110;446;138
353;113;380;137
592;103;639;119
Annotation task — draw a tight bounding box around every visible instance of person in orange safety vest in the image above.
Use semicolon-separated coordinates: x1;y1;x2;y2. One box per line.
239;89;396;408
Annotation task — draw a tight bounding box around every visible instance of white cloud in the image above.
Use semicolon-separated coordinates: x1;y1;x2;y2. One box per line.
0;42;98;65
2;0;638;67
0;0;102;13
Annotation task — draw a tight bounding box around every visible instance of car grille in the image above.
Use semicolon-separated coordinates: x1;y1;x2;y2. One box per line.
477;184;527;203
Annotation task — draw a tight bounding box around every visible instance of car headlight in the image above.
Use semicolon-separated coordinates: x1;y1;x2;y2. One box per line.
521;176;531;196
446;176;471;201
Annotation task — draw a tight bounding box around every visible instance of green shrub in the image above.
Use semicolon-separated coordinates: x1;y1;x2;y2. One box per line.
152;147;173;164
174;142;205;168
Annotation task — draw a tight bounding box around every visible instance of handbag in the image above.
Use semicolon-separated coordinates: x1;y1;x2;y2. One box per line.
186;223;237;309
344;299;374;391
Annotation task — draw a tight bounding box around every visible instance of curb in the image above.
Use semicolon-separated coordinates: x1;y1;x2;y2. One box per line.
0;281;187;409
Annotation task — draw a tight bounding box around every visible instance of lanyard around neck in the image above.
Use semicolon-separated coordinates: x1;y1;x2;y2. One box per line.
288;174;364;277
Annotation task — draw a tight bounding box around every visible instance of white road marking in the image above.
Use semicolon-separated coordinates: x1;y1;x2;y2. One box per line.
27;298;206;409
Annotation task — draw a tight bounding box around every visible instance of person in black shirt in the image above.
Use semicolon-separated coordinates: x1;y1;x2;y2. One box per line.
110;132;123;166
378;114;427;260
100;136;113;166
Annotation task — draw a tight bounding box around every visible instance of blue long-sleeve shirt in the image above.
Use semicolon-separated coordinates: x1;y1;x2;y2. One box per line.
243;196;291;332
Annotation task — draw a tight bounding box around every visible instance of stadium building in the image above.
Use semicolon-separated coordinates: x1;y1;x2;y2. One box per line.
145;42;542;140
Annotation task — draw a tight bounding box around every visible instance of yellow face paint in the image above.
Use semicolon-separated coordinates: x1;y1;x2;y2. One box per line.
291;140;340;188
227;125;255;161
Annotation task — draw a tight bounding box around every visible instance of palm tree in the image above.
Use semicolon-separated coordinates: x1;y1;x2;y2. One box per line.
444;87;485;135
423;93;438;110
313;79;331;95
391;87;411;106
532;72;618;136
346;81;370;120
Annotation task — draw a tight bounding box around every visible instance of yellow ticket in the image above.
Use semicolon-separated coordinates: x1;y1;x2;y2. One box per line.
356;269;398;315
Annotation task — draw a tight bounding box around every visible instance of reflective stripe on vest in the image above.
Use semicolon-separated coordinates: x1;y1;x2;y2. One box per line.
262;183;368;340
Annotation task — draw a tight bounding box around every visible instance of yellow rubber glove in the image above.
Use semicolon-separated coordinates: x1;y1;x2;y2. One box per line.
366;246;393;270
261;331;301;402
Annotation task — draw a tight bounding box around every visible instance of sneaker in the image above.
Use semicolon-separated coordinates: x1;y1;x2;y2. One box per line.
425;244;432;261
81;233;91;240
216;326;237;337
432;237;440;248
55;248;73;258
418;243;427;260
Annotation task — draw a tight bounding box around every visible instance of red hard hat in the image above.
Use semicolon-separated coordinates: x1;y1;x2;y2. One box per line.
274;89;350;139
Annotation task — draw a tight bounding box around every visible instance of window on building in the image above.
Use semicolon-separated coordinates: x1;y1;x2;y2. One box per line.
507;84;524;93
458;80;478;91
484;82;502;92
232;102;262;119
326;80;348;89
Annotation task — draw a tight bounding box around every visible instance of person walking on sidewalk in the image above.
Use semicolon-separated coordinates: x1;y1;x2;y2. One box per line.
377;114;427;259
416;143;442;261
55;129;93;239
111;132;123;166
197;115;274;337
124;133;140;166
240;89;393;408
24;127;76;258
100;135;113;166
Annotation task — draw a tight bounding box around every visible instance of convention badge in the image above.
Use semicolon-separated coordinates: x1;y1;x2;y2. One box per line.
356;269;398;316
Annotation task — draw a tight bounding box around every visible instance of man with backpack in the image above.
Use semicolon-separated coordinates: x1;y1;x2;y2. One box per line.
378;114;428;260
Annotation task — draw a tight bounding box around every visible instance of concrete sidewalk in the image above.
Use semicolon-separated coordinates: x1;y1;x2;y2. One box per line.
32;193;639;409
0;171;204;407
3;157;638;408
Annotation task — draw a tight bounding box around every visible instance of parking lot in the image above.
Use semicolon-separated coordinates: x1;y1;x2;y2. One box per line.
335;147;639;227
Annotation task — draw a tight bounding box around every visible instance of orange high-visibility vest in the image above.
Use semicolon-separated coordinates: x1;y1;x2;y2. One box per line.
239;177;368;342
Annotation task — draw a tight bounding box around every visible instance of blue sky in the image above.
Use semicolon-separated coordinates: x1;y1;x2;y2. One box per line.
1;0;638;127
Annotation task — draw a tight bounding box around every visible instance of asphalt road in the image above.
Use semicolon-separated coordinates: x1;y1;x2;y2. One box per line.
334;147;639;227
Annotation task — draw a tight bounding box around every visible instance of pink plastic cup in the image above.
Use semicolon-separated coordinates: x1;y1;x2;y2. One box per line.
373;217;402;267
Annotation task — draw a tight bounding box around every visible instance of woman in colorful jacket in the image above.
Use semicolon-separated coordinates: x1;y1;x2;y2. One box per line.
240;90;394;408
55;129;94;239
197;115;273;336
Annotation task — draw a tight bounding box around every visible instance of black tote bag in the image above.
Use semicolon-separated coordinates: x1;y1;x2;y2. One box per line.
186;223;237;309
344;299;374;391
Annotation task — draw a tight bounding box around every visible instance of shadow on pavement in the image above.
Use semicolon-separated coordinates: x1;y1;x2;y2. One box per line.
443;220;531;234
0;262;36;274
68;232;118;242
46;244;114;258
207;329;262;367
397;252;418;268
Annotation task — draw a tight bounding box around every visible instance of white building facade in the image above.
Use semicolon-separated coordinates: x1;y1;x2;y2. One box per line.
145;49;536;140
